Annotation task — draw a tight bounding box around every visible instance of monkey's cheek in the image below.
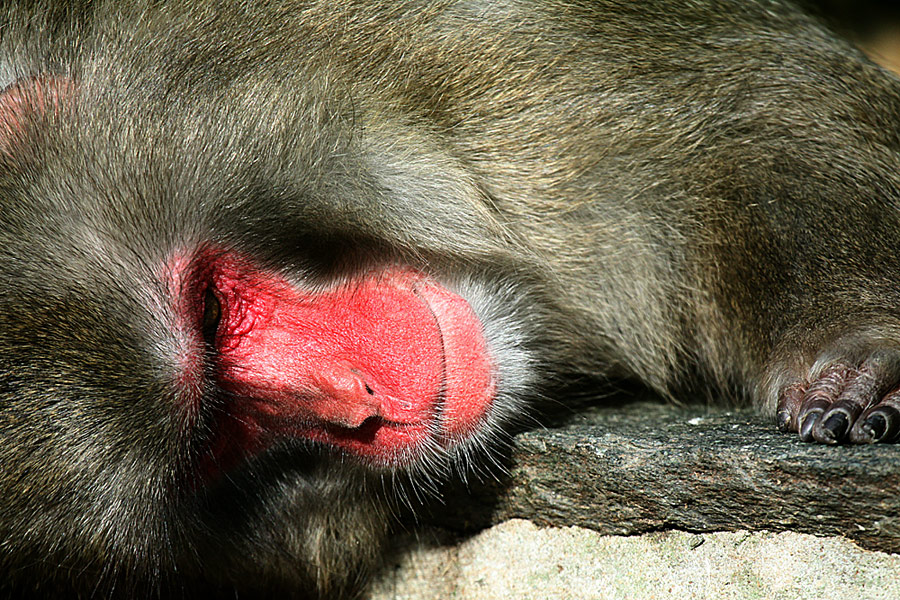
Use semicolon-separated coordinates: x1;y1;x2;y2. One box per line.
411;278;497;442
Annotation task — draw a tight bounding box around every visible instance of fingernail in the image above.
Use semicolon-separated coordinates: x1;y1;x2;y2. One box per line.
820;412;848;443
776;410;792;432
863;413;888;442
798;409;822;442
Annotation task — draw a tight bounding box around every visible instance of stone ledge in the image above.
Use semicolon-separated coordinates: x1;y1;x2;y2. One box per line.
428;401;900;553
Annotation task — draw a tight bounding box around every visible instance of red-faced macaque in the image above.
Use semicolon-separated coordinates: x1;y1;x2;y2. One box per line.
2;0;900;597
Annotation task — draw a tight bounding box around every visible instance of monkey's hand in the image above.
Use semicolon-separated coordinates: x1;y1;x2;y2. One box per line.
776;353;900;444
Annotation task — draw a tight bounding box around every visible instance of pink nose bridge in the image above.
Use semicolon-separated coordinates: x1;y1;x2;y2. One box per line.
309;363;383;429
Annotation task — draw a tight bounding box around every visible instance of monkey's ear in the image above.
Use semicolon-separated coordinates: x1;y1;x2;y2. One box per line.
0;75;72;150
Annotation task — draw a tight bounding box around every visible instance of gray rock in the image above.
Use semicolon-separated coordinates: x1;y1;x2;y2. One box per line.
429;401;900;552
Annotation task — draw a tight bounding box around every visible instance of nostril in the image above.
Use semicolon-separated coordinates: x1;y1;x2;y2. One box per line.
364;383;374;395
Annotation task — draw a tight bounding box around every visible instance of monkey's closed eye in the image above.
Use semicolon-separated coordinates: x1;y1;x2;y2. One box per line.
201;287;221;344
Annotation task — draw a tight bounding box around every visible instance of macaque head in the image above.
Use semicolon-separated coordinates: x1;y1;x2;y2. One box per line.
0;59;541;595
0;71;536;471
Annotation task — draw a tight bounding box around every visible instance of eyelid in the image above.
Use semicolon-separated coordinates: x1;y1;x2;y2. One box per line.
201;286;222;344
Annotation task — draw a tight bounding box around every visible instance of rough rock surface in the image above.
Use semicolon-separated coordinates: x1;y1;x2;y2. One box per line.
431;401;900;552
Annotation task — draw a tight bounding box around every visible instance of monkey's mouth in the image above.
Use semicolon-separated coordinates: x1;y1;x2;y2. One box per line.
177;251;496;470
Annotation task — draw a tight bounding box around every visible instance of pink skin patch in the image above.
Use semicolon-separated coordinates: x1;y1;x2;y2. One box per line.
170;249;495;469
0;76;72;150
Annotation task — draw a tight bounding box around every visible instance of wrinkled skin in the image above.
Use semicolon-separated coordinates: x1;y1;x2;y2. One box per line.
1;1;900;598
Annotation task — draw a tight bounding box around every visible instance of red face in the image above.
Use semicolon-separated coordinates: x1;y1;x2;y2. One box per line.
169;248;496;472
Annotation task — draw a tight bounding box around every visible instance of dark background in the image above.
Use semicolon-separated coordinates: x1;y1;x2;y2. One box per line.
805;0;900;73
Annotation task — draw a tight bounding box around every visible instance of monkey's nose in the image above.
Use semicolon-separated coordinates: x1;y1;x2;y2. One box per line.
309;364;382;429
